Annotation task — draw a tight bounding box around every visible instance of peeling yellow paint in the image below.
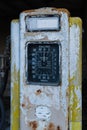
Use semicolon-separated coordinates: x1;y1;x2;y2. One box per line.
70;122;82;130
70;18;82;84
11;65;20;130
69;18;82;130
69;17;82;28
11;19;19;23
69;83;81;121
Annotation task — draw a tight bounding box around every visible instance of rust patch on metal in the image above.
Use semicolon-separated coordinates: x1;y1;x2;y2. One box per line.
51;8;70;16
21;103;26;107
57;8;70;16
47;123;61;130
57;126;61;130
48;122;55;130
35;89;42;95
51;8;58;11
29;121;38;130
22;7;70;17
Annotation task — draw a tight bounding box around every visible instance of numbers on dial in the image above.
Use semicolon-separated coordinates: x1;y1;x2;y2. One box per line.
27;42;59;85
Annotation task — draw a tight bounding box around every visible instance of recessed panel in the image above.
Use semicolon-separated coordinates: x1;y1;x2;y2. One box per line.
26;41;60;85
25;14;60;31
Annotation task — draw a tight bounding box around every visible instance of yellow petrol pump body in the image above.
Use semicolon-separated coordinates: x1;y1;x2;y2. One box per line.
11;7;82;130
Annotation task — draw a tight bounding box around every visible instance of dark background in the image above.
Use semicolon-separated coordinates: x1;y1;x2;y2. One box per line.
0;0;86;129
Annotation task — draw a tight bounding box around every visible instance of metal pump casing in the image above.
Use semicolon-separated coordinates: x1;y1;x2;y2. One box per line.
11;7;82;130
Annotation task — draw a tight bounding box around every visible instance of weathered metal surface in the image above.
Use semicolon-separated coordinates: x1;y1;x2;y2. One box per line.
11;7;82;130
70;122;82;130
69;18;82;130
20;7;69;130
11;20;20;130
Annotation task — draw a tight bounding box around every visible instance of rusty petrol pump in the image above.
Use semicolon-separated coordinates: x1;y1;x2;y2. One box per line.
11;7;82;130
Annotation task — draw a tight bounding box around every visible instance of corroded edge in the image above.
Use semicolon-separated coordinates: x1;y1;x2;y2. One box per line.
20;7;70;16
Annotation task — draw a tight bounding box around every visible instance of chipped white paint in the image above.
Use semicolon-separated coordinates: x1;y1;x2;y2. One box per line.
11;20;19;98
11;20;20;130
19;8;69;130
70;24;81;78
11;7;82;130
36;106;51;121
69;18;82;124
11;20;19;74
